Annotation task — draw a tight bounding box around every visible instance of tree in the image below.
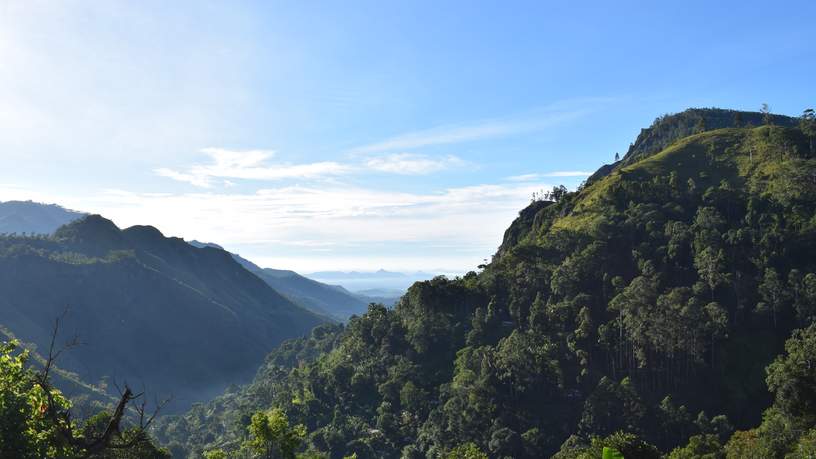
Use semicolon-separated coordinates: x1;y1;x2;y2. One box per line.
550;185;568;202
801;108;815;155
757;268;788;328
667;434;724;459
528;292;547;331
244;408;307;459
615;152;620;162
724;430;769;459
694;247;729;299
0;340;79;459
590;432;660;459
203;450;229;459
695;117;706;133
733;112;743;127
761;103;772;126
579;377;646;437
445;443;488;459
0;324;168;459
765;324;816;426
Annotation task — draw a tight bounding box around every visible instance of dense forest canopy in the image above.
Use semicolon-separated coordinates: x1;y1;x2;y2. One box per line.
5;107;816;458
152;108;816;458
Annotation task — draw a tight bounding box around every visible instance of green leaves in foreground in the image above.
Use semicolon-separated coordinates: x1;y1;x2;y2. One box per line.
245;408;308;459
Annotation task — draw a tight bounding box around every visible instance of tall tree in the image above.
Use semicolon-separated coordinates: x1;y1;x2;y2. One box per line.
801;108;815;155
761;103;772;126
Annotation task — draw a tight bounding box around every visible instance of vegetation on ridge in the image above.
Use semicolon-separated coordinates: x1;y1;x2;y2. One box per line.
154;108;816;458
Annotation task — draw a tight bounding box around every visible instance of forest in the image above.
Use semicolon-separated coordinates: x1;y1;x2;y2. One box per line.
4;107;816;458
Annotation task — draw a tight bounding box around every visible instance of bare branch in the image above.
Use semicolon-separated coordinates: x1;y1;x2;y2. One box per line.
41;305;83;382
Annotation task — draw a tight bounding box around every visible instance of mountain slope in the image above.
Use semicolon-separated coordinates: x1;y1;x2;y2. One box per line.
586;107;799;184
189;241;370;320
158;113;816;458
251;269;370;320
0;200;86;235
0;216;324;412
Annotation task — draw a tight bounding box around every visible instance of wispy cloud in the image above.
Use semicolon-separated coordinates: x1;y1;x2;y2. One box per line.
157;149;474;187
365;153;469;175
155;148;353;187
507;171;593;181
350;98;613;154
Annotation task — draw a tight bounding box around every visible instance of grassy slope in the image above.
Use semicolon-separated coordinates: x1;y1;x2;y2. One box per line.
545;126;812;235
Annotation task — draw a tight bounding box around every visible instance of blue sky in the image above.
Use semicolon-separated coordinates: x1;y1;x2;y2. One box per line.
0;0;814;272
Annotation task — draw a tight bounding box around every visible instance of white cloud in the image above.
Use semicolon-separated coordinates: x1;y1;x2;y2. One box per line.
158;149;477;186
156;148;354;187
6;180;555;272
154;168;213;188
508;171;593;181
365;153;468;175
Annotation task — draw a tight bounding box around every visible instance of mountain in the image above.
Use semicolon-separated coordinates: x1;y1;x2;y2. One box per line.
189;241;371;320
0;200;86;235
0;216;324;412
157;108;816;458
306;269;439;292
586;107;799;184
352;288;403;307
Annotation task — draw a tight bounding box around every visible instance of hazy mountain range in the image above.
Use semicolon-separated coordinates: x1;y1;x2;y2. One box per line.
0;200;86;235
0;215;325;412
189;241;399;320
306;269;443;292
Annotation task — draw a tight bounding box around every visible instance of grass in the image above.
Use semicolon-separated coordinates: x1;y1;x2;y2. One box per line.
547;125;811;236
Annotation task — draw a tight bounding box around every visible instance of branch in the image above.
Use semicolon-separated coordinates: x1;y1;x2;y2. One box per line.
41;306;82;382
32;311;170;457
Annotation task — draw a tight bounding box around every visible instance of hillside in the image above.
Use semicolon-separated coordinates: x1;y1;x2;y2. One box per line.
0;216;324;412
189;241;371;320
586;107;799;184
156;109;816;458
0;200;86;235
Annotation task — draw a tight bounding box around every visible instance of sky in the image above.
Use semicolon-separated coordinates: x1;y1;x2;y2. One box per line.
0;0;814;273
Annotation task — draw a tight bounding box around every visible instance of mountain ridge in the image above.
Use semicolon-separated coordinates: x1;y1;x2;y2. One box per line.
586;107;800;184
0;215;325;412
157;110;816;458
188;240;374;320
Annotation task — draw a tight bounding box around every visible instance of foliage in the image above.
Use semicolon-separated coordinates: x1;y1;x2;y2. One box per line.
0;339;168;458
158;111;816;458
0;340;79;458
244;408;307;459
444;442;488;459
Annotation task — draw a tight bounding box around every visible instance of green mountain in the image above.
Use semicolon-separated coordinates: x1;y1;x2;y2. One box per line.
156;108;816;458
0;215;325;413
586;107;799;183
189;241;371;320
0;200;86;235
